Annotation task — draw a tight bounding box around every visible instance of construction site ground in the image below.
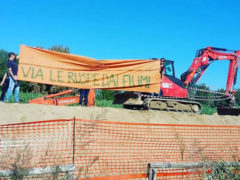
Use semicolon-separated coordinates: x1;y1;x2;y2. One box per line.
0;103;240;125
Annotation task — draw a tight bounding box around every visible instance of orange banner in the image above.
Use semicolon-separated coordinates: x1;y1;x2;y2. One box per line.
18;45;161;93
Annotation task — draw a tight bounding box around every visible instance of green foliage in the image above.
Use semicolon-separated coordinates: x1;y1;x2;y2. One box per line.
0;145;32;180
96;97;123;108
49;45;70;53
20;81;33;92
201;104;216;115
207;161;240;180
18;91;43;103
193;83;215;108
235;88;240;105
0;49;9;80
0;89;43;103
96;90;119;101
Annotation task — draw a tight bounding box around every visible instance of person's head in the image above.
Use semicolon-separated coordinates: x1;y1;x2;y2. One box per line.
8;52;16;60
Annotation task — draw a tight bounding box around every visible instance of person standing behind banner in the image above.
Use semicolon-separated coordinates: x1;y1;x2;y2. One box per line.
4;53;20;103
0;73;9;102
79;89;90;106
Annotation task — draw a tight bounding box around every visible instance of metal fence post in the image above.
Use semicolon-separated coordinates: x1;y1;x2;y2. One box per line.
148;163;156;180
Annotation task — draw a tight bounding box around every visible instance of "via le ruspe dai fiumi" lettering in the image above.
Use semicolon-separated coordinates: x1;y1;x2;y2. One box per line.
20;66;151;88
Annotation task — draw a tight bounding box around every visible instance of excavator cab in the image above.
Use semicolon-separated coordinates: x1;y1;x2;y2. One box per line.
163;60;175;77
161;60;188;98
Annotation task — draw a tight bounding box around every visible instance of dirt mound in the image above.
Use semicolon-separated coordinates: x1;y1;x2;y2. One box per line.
0;103;240;125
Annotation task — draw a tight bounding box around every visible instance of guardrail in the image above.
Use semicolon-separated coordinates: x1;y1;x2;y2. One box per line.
148;162;240;180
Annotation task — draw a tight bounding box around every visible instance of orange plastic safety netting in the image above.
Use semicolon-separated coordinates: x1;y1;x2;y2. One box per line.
0;119;240;179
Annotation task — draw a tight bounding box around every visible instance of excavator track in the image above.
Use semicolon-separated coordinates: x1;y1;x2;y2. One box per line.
143;98;202;113
114;93;202;114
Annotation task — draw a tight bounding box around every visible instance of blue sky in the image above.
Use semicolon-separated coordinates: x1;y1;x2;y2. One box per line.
1;0;240;89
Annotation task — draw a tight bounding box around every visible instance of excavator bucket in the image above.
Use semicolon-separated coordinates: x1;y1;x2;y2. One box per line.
217;106;240;116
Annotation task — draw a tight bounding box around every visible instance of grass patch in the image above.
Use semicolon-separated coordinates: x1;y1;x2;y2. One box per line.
201;104;216;115
0;89;43;103
68;99;123;108
96;98;123;108
18;91;43;103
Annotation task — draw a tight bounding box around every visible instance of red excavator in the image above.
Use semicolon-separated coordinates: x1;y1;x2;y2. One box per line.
114;47;240;115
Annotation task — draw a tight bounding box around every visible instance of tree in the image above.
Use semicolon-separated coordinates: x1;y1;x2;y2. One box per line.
96;90;118;101
49;45;70;53
192;83;215;108
0;49;9;80
234;89;240;105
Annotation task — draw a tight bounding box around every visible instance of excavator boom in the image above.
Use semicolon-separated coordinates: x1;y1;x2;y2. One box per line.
181;47;239;94
181;46;240;115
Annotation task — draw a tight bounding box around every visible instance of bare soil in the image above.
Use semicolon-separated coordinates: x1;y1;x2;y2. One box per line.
0;103;239;125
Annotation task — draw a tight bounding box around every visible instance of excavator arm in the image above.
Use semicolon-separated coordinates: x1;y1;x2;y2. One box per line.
181;46;240;96
181;46;240;115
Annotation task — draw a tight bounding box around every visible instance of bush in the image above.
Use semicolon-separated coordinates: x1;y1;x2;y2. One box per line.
0;49;9;80
201;104;216;115
96;90;120;101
